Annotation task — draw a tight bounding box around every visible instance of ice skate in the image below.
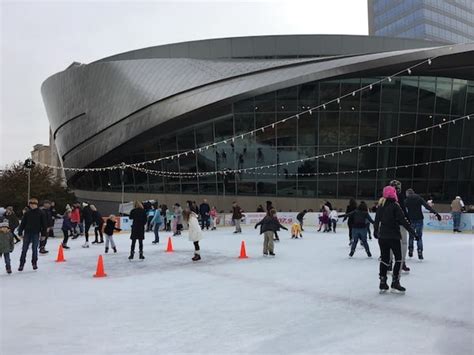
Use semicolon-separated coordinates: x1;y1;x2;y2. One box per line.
113;247;117;253
105;247;109;253
6;266;12;274
128;252;134;260
62;243;70;249
152;240;159;244
402;262;410;272
379;276;389;293
82;242;89;248
18;264;24;272
32;262;38;270
409;249;413;258
92;240;98;244
269;252;276;257
390;280;406;294
139;252;145;260
418;250;424;260
39;248;49;254
367;251;372;258
349;250;354;257
192;253;201;261
263;252;268;257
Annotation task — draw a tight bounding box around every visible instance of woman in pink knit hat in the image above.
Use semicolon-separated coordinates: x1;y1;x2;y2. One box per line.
374;186;417;294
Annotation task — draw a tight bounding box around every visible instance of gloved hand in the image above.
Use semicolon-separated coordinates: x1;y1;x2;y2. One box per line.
254;225;257;229
436;213;442;221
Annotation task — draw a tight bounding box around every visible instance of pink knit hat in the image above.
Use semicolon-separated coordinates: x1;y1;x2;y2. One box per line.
383;186;398;201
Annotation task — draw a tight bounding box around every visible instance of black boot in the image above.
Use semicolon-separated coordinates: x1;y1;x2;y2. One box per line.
128;252;134;260
113;247;117;253
39;248;48;254
367;251;372;258
349;250;354;257
18;264;24;272
402;262;410;272
139;252;145;260
6;266;12;274
391;278;406;293
379;276;389;293
418;250;424;260
105;247;109;254
192;253;201;261
408;249;413;258
32;262;38;270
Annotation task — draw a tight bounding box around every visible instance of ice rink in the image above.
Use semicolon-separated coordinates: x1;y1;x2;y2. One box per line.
1;226;473;355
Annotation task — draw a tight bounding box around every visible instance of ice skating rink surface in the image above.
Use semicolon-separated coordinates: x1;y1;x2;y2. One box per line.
1;227;473;355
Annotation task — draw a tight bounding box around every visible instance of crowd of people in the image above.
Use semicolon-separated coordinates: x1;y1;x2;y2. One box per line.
0;188;470;293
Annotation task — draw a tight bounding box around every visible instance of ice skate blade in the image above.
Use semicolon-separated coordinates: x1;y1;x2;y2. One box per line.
379;290;388;294
390;289;406;295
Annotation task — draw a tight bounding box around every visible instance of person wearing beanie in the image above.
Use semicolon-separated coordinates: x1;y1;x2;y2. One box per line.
0;221;14;274
338;201;374;258
405;188;441;259
389;180;411;273
450;196;465;233
255;209;288;257
374;186;417;293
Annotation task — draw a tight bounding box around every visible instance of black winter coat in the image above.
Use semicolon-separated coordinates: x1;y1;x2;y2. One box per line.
41;208;54;228
129;208;147;240
374;199;416;240
339;209;374;228
343;205;357;225
104;219;121;236
82;206;93;224
92;210;103;226
296;211;306;221
18;208;47;236
404;194;437;221
199;203;210;216
255;216;288;234
5;213;19;231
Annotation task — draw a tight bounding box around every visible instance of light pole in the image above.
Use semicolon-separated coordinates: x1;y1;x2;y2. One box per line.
24;159;36;204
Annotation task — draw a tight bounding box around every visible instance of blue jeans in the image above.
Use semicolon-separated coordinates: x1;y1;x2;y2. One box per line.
3;253;11;268
20;233;40;265
452;212;462;230
409;220;424;252
351;228;370;254
153;223;162;242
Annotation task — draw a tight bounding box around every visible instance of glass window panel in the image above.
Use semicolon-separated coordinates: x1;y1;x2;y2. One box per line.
381;77;401;112
357;180;376;199
450;79;467;116
298;112;318;146
435;77;452;115
255;113;276;146
238;182;256;195
255;92;275;113
359;112;379;144
214;115;234;140
318;180;337;198
340;78;361;111
338;180;357;198
398;113;416;145
298;83;318;110
319;111;339;146
396;147;414;179
430;149;446;179
360;80;381;112
234;97;255;113
339;111;359;147
418;77;436;114
177;129;195;151
318;147;339;174
319;80;340;110
195;123;214;148
276;113;297;146
400;76;419;112
358;147;378;179
297;180;317;197
432;115;449;147
199;182;217;195
466;82;474;113
277;181;297;197
378;112;398;139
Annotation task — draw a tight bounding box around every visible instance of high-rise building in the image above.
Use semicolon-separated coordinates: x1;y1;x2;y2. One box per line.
368;0;474;44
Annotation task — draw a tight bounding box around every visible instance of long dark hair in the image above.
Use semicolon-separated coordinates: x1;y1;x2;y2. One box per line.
358;201;368;212
348;198;357;209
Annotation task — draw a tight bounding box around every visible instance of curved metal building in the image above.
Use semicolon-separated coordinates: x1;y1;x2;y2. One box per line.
42;35;474;209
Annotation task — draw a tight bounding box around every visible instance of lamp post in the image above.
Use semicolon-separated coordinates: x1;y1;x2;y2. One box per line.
24;159;36;204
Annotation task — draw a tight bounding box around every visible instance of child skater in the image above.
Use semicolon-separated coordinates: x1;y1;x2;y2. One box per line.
291;222;303;239
0;220;14;274
339;201;374;258
255;209;288;256
182;209;203;261
329;209;338;233
210;206;218;230
61;210;73;249
104;215;121;253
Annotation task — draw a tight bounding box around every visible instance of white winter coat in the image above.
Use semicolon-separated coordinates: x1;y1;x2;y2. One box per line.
187;213;203;242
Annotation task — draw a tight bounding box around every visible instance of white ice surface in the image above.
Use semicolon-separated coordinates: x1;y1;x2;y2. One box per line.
1;226;473;355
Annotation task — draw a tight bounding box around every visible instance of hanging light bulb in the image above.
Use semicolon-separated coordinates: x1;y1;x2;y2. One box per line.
369;84;373;90
352;91;356;96
309;109;312;115
388;77;392;82
407;68;412;75
337;98;340;104
323;104;326;110
428;59;432;65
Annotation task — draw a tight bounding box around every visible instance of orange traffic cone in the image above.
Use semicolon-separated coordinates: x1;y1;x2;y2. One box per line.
166;237;174;253
93;255;107;278
56;244;66;263
238;240;248;259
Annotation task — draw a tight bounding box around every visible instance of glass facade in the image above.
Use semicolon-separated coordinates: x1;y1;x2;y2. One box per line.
72;76;474;202
368;0;474;43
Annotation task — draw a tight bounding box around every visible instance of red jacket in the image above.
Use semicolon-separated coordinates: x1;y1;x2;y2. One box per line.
70;208;81;223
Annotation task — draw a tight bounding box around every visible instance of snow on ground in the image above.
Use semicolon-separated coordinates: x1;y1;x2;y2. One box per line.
1;226;473;355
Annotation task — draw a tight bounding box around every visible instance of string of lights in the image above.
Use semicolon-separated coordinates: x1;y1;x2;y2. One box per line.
34;56;441;172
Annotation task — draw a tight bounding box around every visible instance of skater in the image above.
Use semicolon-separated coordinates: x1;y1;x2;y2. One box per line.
61;210;73;249
160;204;168;232
255;209;288;256
319;204;330;232
128;201;147;260
405;188;441;259
256;204;265;212
296;210;307;231
151;205;162;244
39;200;53;254
70;203;81;238
210;206;218;230
17;198;47;271
232;201;243;234
374;186;417;293
339;201;374;257
343;198;357;245
450;196;465;233
0;220;14;274
182;209;203;261
82;202;93;248
4;207;21;244
199;199;211;230
104;215;121;253
146;205;155;232
329;209;338;233
291;222;303;239
91;205;104;244
173;203;183;236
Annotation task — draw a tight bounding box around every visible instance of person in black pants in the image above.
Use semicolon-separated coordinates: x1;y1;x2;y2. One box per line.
199;199;211;230
91;205;104;244
374;186;417;293
81;202;93;248
296;210;307;231
343;199;357;246
39;200;53;254
129;201;147;260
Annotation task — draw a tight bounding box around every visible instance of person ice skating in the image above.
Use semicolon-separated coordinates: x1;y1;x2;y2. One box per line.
70;203;81;238
296;210;307;231
210;206;218;230
61;210;73;249
4;207;21;244
256;204;265;212
405;188;441;260
17;198;47;271
146;205;155;232
128;201;147;260
0;221;14;274
450;196;465;233
199;199;211;230
39;200;53;254
232;201;243;234
374;186;417;294
151;205;162;244
318;204;330;232
91;205;104;244
389;180;411;273
182;209;203;261
255;209;288;256
329;209;338;233
339;201;374;258
173;203;183;236
81;202;93;248
104;215;121;253
166;207;173;232
343;198;357;245
291;222;303;239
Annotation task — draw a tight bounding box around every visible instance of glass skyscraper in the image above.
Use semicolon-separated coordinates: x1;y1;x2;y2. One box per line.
368;0;474;44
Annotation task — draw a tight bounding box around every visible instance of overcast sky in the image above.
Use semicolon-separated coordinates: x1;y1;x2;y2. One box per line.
0;0;368;168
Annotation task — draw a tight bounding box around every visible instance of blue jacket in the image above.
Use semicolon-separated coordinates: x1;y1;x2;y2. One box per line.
152;209;163;225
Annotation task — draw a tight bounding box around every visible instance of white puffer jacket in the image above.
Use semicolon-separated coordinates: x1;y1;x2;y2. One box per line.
187;213;203;242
